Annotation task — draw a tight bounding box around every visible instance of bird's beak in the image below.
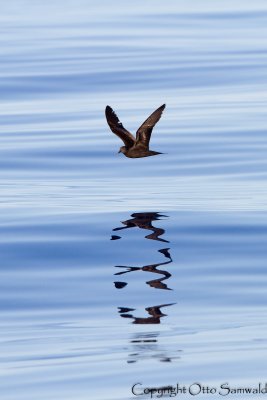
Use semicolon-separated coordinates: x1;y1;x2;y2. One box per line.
118;150;121;153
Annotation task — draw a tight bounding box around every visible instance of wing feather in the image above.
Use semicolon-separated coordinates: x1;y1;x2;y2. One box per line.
105;106;135;148
136;104;166;148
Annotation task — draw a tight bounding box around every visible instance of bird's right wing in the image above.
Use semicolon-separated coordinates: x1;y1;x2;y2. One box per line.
136;104;166;148
105;106;135;148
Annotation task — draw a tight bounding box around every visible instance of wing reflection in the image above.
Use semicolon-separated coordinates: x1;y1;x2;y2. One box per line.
114;247;173;290
112;212;169;243
118;303;175;325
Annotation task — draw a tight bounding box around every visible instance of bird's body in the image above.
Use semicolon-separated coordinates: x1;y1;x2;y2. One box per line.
118;145;162;158
105;104;166;158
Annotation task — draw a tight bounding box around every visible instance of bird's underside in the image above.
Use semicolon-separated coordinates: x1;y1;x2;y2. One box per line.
105;104;166;158
124;145;162;158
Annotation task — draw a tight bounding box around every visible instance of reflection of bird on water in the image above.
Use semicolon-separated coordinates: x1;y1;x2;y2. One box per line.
112;212;169;243
111;212;175;333
118;303;175;324
105;104;166;158
114;248;173;290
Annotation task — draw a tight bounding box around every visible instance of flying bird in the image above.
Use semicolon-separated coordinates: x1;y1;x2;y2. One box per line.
105;104;166;158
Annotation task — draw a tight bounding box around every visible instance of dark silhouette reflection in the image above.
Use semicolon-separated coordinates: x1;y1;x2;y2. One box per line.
110;235;121;241
118;303;175;325
111;212;179;363
114;281;127;289
114;247;173;290
112;212;175;328
112;212;169;243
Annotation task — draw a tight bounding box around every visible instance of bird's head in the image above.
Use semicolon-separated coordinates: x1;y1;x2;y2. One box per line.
118;146;127;155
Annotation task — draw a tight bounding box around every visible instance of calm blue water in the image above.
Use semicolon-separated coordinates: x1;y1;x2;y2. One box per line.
1;1;267;399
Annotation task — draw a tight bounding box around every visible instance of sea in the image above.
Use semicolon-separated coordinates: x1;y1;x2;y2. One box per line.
1;1;267;399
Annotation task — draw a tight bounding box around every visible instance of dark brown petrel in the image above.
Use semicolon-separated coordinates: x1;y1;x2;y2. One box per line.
105;104;166;158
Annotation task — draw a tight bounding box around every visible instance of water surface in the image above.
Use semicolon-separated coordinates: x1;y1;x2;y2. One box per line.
1;1;267;399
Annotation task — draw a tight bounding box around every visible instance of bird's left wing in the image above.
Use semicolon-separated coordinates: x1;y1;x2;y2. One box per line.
105;106;135;148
